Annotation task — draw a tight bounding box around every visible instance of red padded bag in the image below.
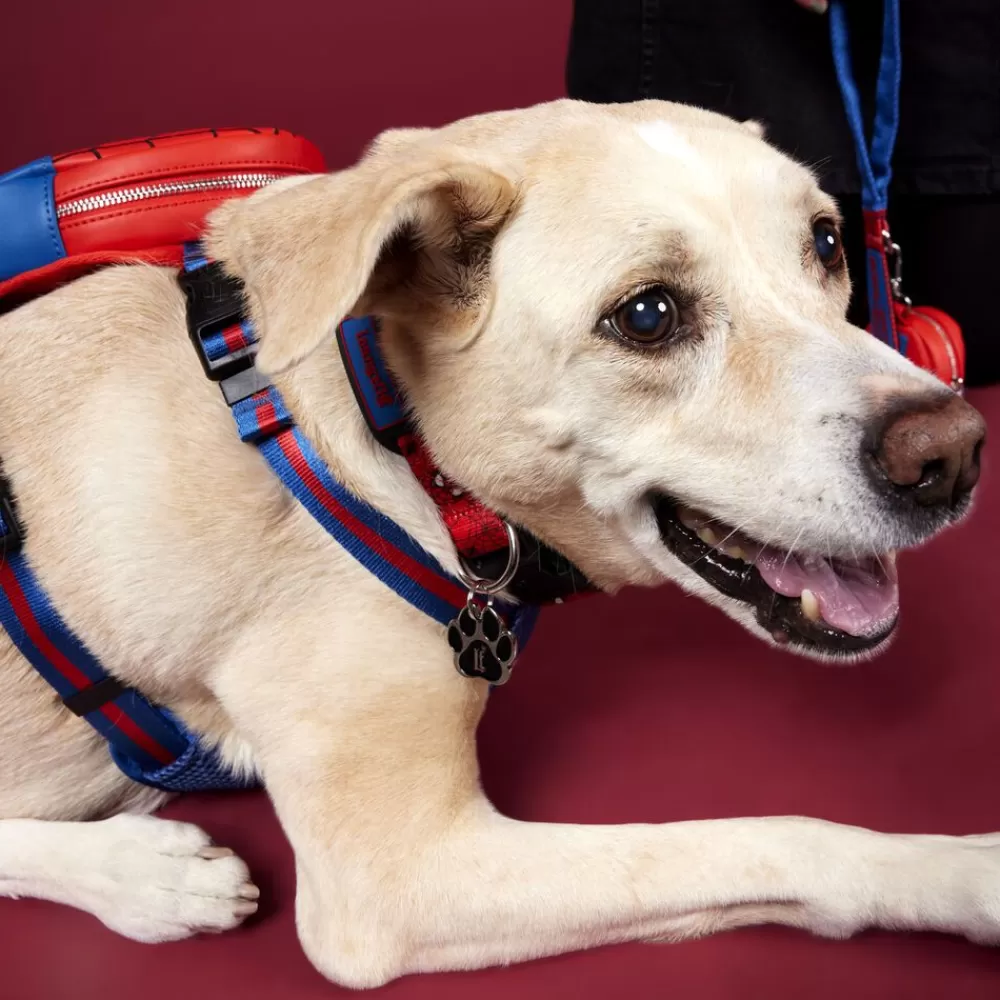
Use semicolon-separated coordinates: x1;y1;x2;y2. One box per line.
0;127;326;308
898;303;965;393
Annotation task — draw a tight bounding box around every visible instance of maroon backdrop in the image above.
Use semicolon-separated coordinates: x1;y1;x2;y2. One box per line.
3;4;1000;998
0;0;572;172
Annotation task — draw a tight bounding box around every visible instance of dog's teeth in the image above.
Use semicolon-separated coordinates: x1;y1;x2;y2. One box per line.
801;588;821;622
697;526;718;546
723;544;745;561
677;506;701;531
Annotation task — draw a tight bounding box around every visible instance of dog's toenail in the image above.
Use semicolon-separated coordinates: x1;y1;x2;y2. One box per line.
240;884;261;900
198;846;235;860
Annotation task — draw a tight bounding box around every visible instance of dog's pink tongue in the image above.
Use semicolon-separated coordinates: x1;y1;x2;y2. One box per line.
754;548;899;636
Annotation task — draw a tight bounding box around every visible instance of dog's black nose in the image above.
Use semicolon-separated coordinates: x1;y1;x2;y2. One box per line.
868;394;986;509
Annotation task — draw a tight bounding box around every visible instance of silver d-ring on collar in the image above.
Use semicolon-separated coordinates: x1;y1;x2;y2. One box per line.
456;521;520;596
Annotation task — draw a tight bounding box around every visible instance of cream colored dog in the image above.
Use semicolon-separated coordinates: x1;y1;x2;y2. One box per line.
0;99;991;988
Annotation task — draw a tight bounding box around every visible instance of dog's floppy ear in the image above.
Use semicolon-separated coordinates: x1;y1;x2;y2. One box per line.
205;145;517;375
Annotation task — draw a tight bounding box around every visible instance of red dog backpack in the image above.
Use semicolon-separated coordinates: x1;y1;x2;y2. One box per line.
0;126;325;309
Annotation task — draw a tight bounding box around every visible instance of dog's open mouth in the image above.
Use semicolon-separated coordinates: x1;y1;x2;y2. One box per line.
653;497;899;655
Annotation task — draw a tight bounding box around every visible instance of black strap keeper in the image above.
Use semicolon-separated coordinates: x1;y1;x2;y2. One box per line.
179;262;256;382
63;676;127;717
0;476;24;555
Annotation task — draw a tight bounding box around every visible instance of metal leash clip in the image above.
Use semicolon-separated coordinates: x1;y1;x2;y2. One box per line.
882;228;913;308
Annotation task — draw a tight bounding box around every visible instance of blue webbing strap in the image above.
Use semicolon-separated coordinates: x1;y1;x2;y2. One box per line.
829;0;904;351
0;498;193;775
829;0;901;212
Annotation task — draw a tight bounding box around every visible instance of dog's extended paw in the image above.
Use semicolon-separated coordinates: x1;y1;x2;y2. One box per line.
949;837;1000;945
78;814;259;942
447;602;517;684
844;833;1000;945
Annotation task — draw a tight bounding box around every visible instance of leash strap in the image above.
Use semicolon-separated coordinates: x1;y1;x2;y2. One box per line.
181;246;537;641
829;0;903;352
0;484;190;772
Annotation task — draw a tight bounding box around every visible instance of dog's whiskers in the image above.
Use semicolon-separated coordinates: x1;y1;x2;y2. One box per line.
685;515;756;571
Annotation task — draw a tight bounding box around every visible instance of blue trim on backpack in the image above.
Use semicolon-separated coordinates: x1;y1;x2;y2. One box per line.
0;157;67;282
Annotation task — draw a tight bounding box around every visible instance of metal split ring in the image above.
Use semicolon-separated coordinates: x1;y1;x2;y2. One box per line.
456;521;520;596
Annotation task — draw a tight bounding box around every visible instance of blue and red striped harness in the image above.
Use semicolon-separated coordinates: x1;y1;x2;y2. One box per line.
0;243;550;792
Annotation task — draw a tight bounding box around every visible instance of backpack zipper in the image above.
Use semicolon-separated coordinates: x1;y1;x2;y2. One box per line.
56;172;286;219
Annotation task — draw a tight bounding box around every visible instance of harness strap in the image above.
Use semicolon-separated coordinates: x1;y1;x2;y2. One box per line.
0;481;190;772
0;234;542;795
830;0;903;352
239;384;475;624
180;247;538;641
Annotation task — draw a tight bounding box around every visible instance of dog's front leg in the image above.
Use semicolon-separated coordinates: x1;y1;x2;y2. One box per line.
224;617;1000;988
291;808;1000;987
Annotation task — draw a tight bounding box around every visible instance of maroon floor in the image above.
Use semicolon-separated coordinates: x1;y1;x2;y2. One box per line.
3;389;998;998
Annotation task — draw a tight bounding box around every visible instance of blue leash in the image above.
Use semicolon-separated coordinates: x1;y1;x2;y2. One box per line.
829;0;905;352
829;0;901;213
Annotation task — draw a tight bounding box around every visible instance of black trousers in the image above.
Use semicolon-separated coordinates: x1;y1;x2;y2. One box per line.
567;0;1000;387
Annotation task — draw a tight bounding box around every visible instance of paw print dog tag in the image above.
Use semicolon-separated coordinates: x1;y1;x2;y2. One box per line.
447;599;518;685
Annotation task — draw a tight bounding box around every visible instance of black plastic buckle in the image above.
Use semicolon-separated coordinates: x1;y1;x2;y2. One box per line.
179;262;257;383
0;477;24;555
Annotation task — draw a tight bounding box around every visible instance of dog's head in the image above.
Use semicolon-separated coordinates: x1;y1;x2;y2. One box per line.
208;99;986;660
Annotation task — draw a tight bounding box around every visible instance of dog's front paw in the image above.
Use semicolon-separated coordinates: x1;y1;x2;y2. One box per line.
80;814;259;942
447;602;517;684
947;834;1000;944
865;832;1000;945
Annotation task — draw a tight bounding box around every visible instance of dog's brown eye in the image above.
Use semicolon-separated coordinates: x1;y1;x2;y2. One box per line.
813;218;843;269
609;288;680;347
